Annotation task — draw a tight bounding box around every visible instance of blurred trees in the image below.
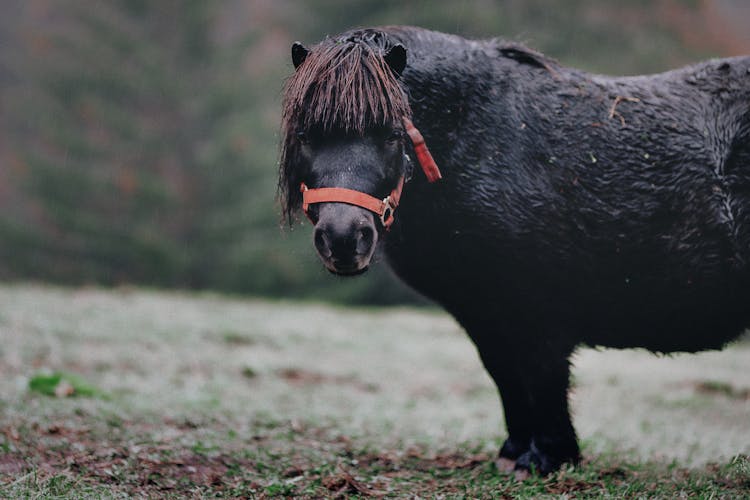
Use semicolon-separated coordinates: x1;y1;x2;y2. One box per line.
0;0;744;304
2;1;232;287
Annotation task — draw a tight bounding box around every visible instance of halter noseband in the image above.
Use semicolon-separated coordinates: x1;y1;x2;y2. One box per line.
300;116;441;230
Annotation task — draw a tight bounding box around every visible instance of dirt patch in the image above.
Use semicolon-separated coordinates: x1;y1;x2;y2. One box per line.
0;456;28;476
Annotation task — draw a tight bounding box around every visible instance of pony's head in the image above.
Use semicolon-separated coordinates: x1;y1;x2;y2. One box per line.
279;29;413;275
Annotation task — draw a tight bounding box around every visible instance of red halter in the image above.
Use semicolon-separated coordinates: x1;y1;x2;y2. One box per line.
300;116;441;230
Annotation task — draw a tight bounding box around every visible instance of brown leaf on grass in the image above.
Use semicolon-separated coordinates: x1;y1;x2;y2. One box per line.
0;455;27;475
282;464;306;478
322;464;387;498
434;452;489;469
54;379;75;397
405;449;490;472
597;465;628;480
45;424;63;434
290;418;305;433
542;464;625;495
544;476;600;495
277;367;380;392
1;426;20;442
278;368;325;384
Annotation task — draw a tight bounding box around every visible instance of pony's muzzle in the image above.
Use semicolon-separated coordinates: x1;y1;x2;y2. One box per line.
313;203;377;275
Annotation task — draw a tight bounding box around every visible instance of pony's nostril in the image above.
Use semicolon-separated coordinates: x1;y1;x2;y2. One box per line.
356;225;375;254
314;228;332;258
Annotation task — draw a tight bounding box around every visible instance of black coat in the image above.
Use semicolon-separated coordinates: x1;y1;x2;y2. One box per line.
382;27;750;353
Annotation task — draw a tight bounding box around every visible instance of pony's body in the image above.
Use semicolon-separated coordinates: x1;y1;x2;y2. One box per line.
280;26;750;473
384;27;750;353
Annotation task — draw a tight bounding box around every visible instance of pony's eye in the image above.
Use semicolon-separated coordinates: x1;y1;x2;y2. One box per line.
386;130;403;144
296;131;310;145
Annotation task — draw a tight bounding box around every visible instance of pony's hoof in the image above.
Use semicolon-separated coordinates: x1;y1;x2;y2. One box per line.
514;440;580;475
499;436;529;460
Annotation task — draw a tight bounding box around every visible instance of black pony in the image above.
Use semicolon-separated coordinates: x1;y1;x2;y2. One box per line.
279;26;750;474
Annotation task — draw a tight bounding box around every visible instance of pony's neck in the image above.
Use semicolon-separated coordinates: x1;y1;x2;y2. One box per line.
396;28;491;114
388;27;508;173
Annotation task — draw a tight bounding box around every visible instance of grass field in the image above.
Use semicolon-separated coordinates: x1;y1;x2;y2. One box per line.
0;284;748;497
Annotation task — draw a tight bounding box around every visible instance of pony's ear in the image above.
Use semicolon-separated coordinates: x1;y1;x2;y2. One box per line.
384;44;407;76
291;42;309;69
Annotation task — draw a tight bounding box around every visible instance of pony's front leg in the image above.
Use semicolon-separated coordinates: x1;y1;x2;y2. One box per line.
475;332;580;475
513;347;580;475
475;348;533;468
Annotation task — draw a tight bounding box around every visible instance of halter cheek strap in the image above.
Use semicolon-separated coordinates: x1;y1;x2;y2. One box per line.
300;116;440;230
403;116;441;182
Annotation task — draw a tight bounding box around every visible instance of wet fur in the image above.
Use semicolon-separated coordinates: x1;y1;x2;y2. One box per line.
279;26;750;473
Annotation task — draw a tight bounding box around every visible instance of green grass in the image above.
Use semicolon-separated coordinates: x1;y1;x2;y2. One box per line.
0;284;748;497
28;371;108;399
1;417;747;498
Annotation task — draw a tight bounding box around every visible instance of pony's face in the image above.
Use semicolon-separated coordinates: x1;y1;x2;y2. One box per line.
296;125;408;275
279;32;410;276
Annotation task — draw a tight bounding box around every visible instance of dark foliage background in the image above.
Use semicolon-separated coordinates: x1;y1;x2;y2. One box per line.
1;0;748;304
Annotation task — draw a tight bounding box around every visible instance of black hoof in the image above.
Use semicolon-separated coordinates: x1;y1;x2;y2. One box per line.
499;436;530;460
514;439;580;475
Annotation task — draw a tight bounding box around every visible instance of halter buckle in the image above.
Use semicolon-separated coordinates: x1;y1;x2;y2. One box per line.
380;196;395;227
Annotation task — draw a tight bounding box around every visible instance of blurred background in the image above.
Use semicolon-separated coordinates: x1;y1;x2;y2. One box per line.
1;0;749;305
